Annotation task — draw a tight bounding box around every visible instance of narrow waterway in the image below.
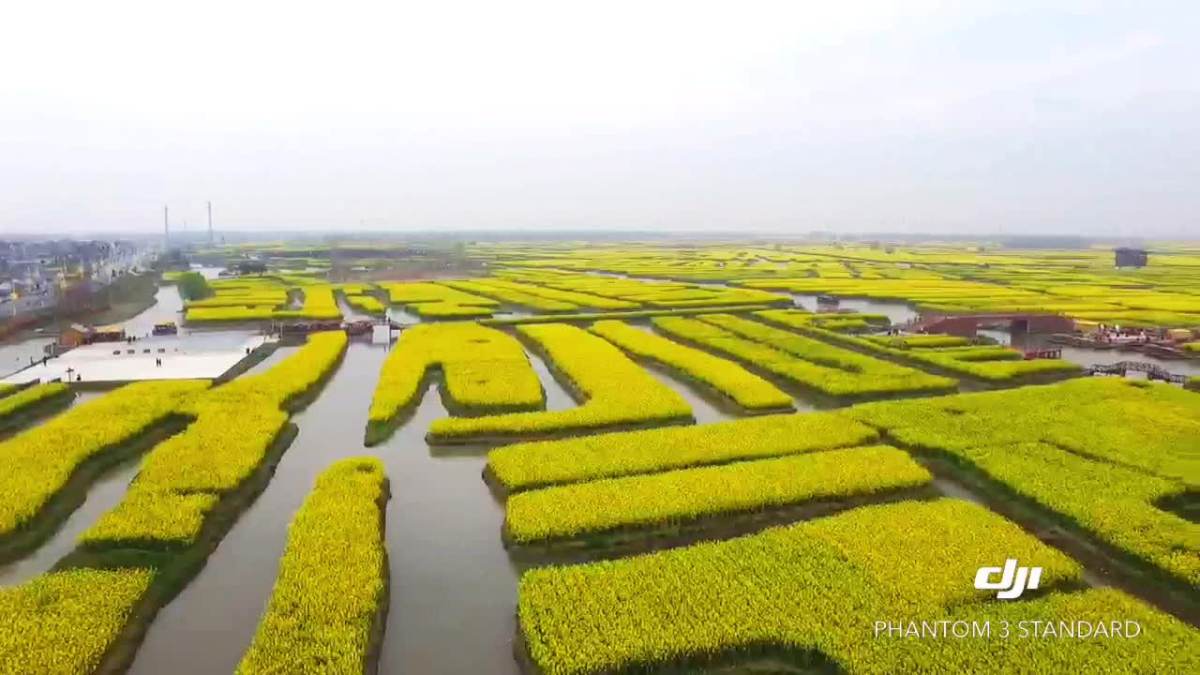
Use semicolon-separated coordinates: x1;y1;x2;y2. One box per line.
119;285;186;338
790;293;918;325
126;341;541;675
980;328;1200;378
0;457;141;586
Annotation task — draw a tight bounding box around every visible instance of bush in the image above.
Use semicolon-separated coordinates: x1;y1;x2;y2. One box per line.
174;271;213;301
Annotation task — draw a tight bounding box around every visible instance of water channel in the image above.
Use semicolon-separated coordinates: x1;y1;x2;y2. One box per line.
0;275;1195;673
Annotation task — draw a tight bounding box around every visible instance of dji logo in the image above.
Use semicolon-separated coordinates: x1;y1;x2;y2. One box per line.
974;559;1043;600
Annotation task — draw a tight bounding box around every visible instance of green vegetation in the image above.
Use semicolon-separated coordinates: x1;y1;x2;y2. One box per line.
173;271;213;301
237;458;389;674
428;323;692;443
488;411;878;492
366;323;545;444
590;320;793;412
505;446;930;544
652;314;957;399
517;499;1200;675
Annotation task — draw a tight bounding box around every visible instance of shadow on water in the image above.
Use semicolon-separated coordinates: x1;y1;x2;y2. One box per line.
127;343;523;675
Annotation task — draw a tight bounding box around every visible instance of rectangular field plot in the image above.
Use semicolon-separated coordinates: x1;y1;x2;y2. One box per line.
427;323;692;444
504;445;931;545
850;377;1200;589
518;499;1196;675
487;410;878;492
590;320;793;413
651;314;956;400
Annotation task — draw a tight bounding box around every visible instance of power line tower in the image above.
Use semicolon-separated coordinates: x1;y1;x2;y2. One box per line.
207;201;214;246
163;205;170;250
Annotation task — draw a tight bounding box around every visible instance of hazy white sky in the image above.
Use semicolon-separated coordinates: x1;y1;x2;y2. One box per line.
1;1;1196;236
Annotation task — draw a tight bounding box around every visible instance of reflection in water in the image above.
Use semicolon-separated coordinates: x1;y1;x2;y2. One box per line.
128;344;523;675
982;328;1200;377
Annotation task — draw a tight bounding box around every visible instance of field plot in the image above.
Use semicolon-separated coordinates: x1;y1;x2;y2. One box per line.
185;276;347;323
851;378;1199;589
0;380;208;561
6;240;1200;675
427;323;692;444
756;309;1080;384
237;457;389;674
0;331;349;674
487;410;878;492
383;281;498;319
366;323;545;444
518;499;1197;674
504;445;930;547
0;382;72;433
82;331;348;549
589;320;793;413
651;314;956;401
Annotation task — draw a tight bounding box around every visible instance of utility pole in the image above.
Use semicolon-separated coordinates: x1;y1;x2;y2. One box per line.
207;201;214;246
163;205;170;250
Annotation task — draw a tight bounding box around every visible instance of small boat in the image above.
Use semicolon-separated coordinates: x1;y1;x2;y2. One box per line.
816;294;839;306
153;322;179;336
